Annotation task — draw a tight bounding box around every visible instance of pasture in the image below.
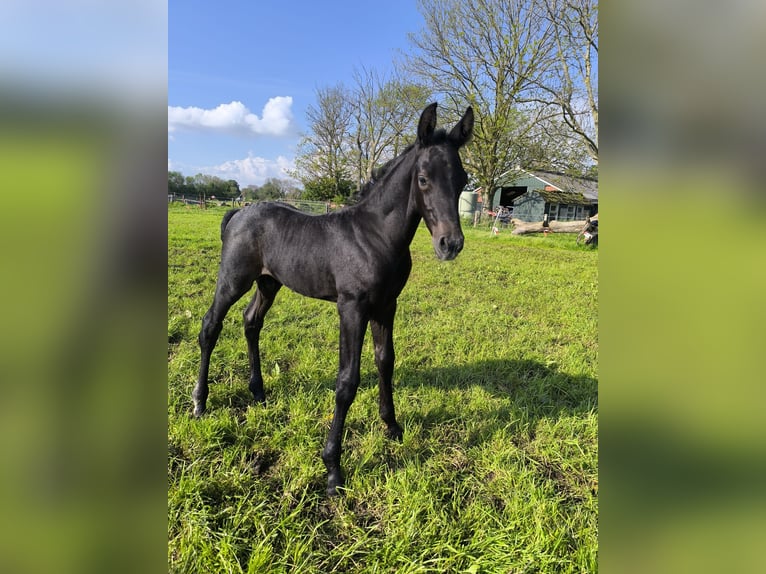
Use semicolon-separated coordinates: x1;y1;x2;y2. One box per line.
168;204;598;572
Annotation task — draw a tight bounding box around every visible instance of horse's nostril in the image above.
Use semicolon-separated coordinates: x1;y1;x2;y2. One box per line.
436;235;463;259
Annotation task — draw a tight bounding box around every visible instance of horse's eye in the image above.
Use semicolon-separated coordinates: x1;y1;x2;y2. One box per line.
418;176;428;188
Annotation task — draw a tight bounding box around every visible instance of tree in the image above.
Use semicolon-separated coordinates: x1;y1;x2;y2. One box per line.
351;68;432;189
301;173;355;203
274;178;302;200
170;173;240;200
241;185;258;201
528;0;598;162
224;179;240;200
293;85;355;198
241;178;300;202
294;73;431;200
515;113;592;175
168;170;186;195
405;0;556;210
255;178;282;201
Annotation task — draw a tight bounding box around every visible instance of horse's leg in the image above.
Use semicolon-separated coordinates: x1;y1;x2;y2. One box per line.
243;276;281;404
370;302;403;441
193;271;255;417
322;298;368;496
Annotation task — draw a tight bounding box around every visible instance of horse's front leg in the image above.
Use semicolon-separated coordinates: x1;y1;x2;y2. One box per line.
371;302;403;441
322;297;368;496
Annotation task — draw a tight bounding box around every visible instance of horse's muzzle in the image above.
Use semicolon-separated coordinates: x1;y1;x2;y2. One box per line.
434;234;464;261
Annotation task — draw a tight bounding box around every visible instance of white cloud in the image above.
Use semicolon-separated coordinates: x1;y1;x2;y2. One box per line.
168;96;293;136
202;154;297;187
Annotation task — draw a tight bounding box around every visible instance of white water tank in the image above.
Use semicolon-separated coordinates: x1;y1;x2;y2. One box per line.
459;191;478;217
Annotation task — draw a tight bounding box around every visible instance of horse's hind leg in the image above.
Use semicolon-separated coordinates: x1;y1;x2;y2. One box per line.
371;302;403;441
193;271;255;417
243;276;281;404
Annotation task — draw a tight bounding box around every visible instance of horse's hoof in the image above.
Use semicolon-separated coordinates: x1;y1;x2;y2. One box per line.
252;393;266;405
385;423;404;442
326;473;344;496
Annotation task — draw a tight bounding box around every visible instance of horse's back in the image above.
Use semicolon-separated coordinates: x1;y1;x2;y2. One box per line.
218;202;336;295
220;208;241;240
219;201;410;306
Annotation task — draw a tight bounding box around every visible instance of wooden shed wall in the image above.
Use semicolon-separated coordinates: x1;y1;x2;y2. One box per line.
491;175;540;210
511;191;546;221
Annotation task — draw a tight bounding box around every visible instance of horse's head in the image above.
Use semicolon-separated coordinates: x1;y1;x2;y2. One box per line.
412;103;474;261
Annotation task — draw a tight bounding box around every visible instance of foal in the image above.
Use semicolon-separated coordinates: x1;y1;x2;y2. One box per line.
194;103;474;495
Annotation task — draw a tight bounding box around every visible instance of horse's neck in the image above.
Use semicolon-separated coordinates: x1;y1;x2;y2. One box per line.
355;161;421;249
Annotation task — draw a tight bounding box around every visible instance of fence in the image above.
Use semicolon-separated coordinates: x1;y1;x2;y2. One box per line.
168;194;210;206
278;199;333;215
168;194;339;214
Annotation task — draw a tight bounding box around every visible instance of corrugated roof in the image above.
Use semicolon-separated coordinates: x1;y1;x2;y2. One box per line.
530;170;598;200
496;167;598;203
534;189;592;205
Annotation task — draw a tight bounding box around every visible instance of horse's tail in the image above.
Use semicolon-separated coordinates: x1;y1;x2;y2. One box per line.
220;209;240;241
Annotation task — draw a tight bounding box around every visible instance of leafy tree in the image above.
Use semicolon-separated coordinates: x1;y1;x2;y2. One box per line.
293;85;355;198
169;172;241;200
168;170;186;195
224;179;240;200
273;178;302;199
406;0;550;209
302;173;355;203
351;68;432;188
405;0;557;209
255;179;282;201
516;114;591;174
528;0;598;162
242;178;301;201
405;0;597;208
293;74;431;198
241;185;258;201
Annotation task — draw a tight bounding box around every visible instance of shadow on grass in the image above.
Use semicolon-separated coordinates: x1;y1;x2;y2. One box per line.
396;357;597;419
199;357;596;447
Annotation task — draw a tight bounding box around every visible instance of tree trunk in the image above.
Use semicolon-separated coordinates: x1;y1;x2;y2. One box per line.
510;218;587;235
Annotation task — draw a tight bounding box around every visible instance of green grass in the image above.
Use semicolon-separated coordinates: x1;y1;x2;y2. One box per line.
168;204;598;573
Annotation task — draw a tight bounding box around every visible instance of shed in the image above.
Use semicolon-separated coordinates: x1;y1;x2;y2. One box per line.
488;168;598;222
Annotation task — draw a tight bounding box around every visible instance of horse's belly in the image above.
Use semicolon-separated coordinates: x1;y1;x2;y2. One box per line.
264;262;338;303
286;279;338;302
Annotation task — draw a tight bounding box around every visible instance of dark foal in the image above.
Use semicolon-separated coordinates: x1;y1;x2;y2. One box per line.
194;103;474;495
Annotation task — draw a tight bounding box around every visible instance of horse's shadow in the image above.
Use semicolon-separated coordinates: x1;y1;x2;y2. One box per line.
200;357;596;496
381;358;596;441
219;358;596;424
212;357;596;466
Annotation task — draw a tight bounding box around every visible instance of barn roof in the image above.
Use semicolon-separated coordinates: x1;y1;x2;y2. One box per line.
496;167;598;203
534;189;593;205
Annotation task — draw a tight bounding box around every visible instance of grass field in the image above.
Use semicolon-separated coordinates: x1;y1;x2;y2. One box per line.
168;203;598;573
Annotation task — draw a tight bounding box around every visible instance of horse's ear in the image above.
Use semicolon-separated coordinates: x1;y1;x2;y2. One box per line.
417;102;438;145
449;106;474;147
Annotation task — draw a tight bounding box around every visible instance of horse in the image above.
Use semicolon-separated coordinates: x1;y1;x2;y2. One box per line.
193;103;474;495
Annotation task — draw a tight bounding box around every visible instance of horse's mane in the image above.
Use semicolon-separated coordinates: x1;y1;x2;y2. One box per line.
351;129;451;204
351;150;409;203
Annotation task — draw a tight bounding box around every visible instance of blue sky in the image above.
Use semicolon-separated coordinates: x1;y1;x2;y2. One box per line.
169;0;425;187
